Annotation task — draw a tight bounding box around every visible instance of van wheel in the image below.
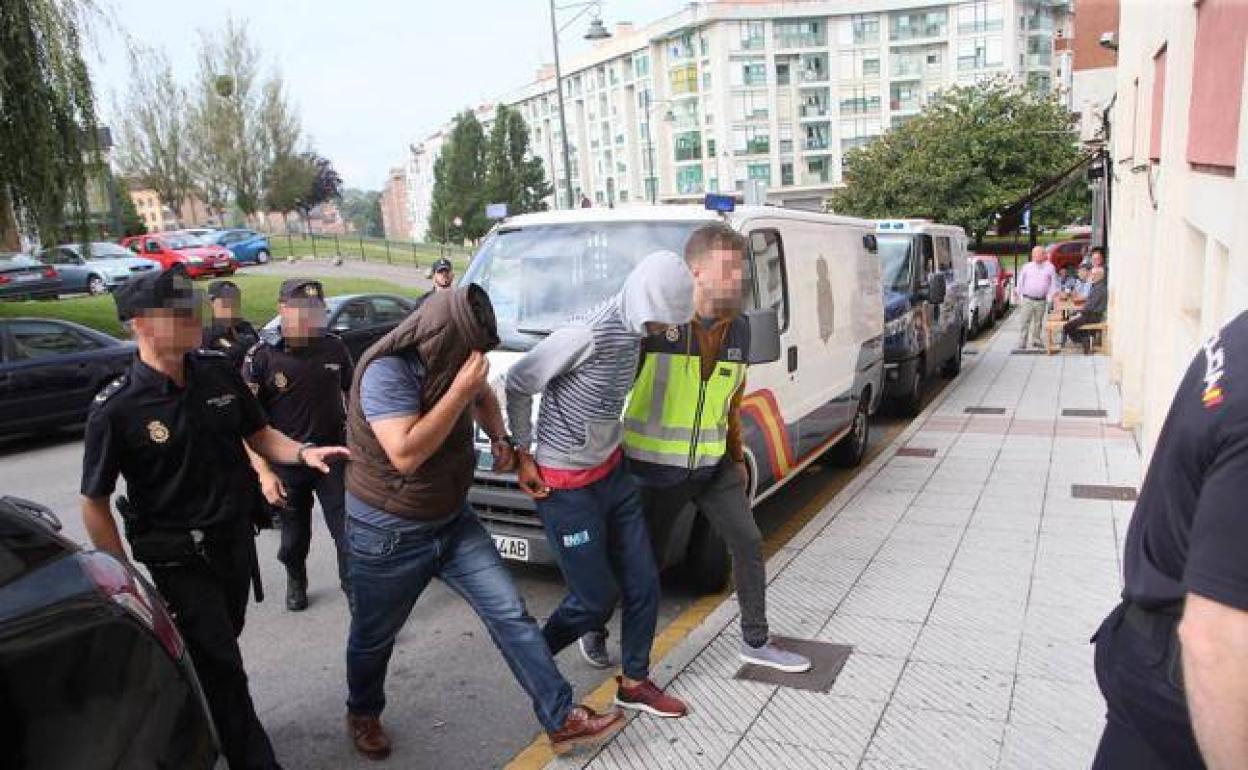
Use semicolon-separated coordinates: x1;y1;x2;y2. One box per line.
684;514;729;594
832;394;871;467
969;311;980;339
896;360;924;417
941;332;964;378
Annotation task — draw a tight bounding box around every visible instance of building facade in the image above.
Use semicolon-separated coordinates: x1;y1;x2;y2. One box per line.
1108;0;1248;455
405;103;496;242
380;166;412;240
433;0;1071;213
1066;0;1118;141
127;187;219;233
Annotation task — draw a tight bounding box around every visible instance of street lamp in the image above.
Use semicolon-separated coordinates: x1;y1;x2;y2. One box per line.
549;1;611;209
642;90;677;204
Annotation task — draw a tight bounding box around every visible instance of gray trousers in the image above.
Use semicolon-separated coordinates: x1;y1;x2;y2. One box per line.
1017;296;1048;348
641;460;769;647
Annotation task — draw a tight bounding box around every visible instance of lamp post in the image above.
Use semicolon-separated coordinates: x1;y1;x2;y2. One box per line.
642;90;677;204
548;1;611;209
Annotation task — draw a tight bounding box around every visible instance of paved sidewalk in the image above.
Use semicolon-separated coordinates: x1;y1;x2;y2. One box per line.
549;315;1138;770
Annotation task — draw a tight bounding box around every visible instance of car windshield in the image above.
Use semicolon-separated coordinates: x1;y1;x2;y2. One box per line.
82;243;134;259
165;234;202;249
462;221;702;351
876;234;915;293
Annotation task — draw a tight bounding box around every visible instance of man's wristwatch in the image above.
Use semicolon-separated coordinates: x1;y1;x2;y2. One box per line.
295;442;317;466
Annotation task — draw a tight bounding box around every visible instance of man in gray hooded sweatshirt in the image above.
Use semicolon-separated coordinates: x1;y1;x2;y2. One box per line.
509;251;694;718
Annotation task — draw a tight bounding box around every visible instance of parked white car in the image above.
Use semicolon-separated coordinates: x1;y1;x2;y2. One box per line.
966;254;998;337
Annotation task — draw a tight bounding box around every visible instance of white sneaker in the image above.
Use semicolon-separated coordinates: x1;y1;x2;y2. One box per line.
739;640;812;673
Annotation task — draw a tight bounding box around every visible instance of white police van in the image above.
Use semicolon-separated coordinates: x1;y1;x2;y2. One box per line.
875;220;970;415
464;199;884;591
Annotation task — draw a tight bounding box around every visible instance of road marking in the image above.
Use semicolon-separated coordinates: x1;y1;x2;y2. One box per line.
502;423;905;770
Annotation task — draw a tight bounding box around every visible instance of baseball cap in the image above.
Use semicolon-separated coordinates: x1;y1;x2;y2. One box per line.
432;258;453;273
113;264;199;322
207;280;241;301
278;279;325;304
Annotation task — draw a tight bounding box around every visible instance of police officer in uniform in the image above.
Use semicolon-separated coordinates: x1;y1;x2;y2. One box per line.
203;279;259;367
1092;309;1248;769
80;265;350;770
244;279;353;611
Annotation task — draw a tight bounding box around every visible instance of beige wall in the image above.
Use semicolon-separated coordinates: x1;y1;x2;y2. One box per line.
380;167;410;240
1108;0;1248;459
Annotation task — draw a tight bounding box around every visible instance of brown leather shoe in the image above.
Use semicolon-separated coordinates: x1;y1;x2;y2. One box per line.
548;704;626;755
347;713;392;760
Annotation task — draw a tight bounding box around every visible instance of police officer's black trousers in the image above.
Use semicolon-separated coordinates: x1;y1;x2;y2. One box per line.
1091;602;1205;770
274;463;348;591
149;538;281;770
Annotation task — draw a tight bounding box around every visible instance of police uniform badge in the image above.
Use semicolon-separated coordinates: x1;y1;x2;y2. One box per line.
305;285;318;297
274;371;289;391
147;420;170;444
665;327;681;343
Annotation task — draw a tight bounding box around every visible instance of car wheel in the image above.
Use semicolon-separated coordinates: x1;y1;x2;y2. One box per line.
897;359;924;417
969;310;980;339
832;391;871;467
87;275;108;295
684;514;730;594
256;249;270;264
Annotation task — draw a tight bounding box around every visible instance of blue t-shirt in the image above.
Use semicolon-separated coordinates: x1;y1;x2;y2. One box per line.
349;352;459;530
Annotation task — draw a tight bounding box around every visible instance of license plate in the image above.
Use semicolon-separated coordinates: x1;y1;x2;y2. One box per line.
492;535;529;562
15;273;39;282
214;259;228;267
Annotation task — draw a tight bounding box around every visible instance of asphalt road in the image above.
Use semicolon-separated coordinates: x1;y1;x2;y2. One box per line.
0;316;985;767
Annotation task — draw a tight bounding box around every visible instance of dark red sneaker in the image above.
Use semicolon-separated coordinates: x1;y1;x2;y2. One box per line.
548;704;626;755
613;676;688;718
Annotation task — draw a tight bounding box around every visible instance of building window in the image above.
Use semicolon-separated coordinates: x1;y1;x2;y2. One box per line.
1150;45;1167;162
890;8;948;42
733;90;770;120
747;163;771;184
956;1;1003;35
775;19;825;48
732;61;768;87
779;124;794;153
776;58;792;86
840;84;881;115
840;50;882;80
703;71;712;90
804;122;831;151
634;53;650;78
800;89;830;118
670;64;699;95
676;165;704;195
840;117;882;150
805;157;830;184
781;162;794;186
890;82;921;111
674;131;703;162
706;138;716;158
733;126;771;155
957;36;1003;71
838;14;880;46
799;53;828;83
737;21;765;50
668;33;696;62
1187;0;1247;171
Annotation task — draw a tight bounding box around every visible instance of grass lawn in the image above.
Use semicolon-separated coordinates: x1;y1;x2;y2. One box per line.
266;233;473;274
0;273;419;338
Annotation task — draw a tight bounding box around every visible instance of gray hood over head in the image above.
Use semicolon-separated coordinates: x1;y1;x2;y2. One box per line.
617;250;695;335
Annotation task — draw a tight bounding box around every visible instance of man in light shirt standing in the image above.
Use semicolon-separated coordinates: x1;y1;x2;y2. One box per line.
1015;246;1057;350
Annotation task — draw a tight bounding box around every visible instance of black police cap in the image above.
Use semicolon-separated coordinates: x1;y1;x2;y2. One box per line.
207;280;241;301
113;264;198;322
278;279;325;303
432;258;453;273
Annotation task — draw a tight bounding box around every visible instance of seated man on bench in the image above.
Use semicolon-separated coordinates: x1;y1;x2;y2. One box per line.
1063;266;1107;354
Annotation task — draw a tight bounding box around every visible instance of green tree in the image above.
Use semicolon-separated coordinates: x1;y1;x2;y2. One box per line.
340;188;383;237
263;152;316;230
0;0;101;245
831;77;1081;245
484;105;552;216
114;46;194;222
291;153;342;233
116;182;146;237
428;110;488;244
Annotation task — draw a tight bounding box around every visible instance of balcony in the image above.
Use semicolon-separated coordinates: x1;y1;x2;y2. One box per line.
891;63;923;80
802;170;831;185
775;32;826;49
890;98;920;112
800;103;829;118
739;36;765;51
890;25;947;43
799;68;828;84
1024;14;1055;32
734;138;771;156
804;138;831;151
1027;52;1053;68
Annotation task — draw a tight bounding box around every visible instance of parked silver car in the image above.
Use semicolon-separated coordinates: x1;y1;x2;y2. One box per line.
0;255;60;301
38;242;161;295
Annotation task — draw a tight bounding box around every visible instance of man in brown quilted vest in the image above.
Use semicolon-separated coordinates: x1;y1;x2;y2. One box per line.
341;285;623;761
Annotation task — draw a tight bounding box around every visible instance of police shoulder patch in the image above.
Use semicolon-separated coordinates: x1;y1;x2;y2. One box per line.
94;374;129;404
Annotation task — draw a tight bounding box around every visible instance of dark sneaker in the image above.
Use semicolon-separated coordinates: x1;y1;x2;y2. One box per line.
578;629;612;669
347;713;391;760
739;639;812;673
614;676;688;718
286;574;308;612
548;705;625;755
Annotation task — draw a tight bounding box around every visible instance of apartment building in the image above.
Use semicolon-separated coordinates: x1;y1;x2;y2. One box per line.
380;166;412;240
405;103;496;242
1107;0;1248;456
473;0;1071;212
127;187;219;232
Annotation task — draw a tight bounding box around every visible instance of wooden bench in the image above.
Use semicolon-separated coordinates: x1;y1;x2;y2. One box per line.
1047;318;1109;354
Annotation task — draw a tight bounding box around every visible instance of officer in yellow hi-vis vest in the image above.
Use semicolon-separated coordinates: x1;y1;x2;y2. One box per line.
575;222;812;675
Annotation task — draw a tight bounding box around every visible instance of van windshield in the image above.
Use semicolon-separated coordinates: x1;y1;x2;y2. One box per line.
876;234;915;293
462;221;702;351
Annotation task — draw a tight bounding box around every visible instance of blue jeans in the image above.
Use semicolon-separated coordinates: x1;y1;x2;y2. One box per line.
538;462;660;681
344;501;573;732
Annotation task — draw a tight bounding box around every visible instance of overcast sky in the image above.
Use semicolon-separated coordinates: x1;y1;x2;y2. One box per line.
87;0;679;191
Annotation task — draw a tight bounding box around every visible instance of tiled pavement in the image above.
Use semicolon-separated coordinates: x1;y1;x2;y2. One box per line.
546;315;1138;770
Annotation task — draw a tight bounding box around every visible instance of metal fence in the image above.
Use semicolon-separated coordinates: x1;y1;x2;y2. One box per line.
260;229;473;268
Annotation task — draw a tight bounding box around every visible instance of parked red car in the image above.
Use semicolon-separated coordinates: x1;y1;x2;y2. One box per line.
119;233;237;279
970;253;1013;319
1044;238;1090;273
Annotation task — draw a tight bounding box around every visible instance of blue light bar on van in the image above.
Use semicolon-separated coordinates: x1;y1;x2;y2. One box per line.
704;194;736;213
